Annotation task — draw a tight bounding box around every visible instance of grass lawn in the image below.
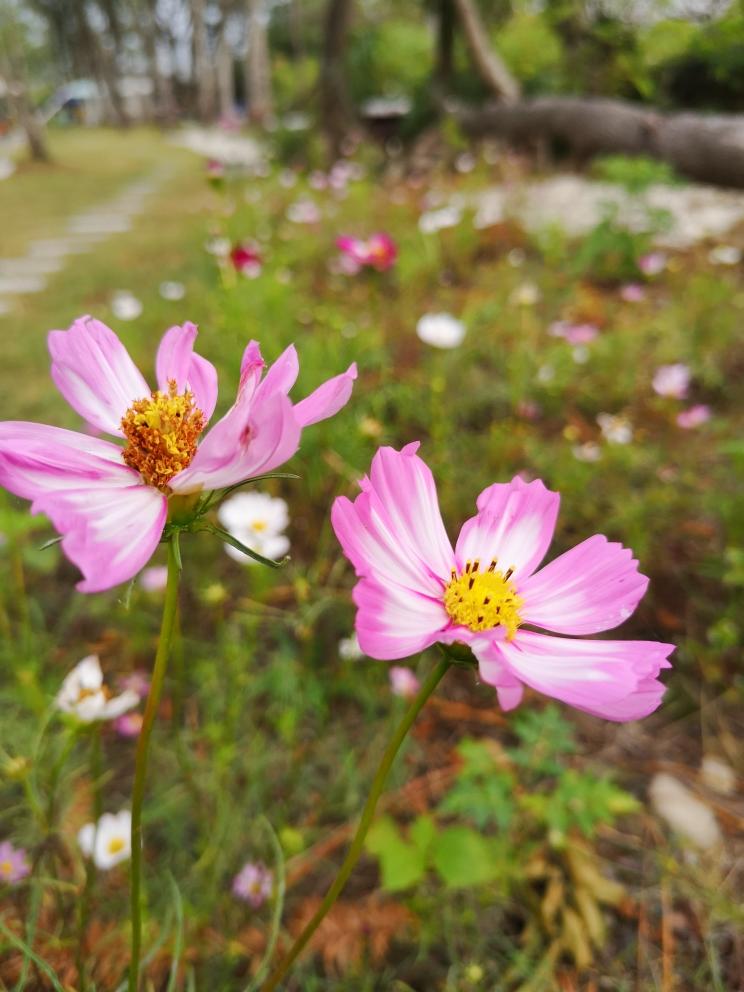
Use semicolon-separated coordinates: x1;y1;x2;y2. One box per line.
0;128;741;991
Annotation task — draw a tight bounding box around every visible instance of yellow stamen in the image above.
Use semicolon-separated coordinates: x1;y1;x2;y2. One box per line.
107;837;126;855
443;559;523;638
251;520;267;533
0;860;12;876
121;380;204;492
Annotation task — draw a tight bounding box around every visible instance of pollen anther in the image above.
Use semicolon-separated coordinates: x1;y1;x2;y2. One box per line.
121;380;204;492
443;559;523;637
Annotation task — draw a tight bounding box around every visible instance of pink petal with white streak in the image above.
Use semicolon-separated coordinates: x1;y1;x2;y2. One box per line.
155;322;218;421
455;477;560;580
353;576;449;660
0;422;165;592
518;535;649;634
497;630;673;721
48;317;149;436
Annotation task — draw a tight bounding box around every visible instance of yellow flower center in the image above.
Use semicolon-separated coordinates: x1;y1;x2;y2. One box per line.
443;559;523;638
107;837;126;856
121;380;205;492
0;860;12;877
251;520;267;533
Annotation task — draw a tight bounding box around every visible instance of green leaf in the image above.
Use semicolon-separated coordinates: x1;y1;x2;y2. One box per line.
431;826;501;889
409;814;436;857
366;816;427;892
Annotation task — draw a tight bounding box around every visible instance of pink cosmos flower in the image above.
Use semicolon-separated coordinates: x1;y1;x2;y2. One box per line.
233;861;273;907
139;565;168;592
206;160;225;185
652;363;691;399
336;234;397;273
230;243;262;278
548;321;599;346
389;665;420;699
0;317;357;592
676;404;711;429
332;444;674;722
620;283;646;303
114;712;144;738
118;669;151;699
0;840;30;885
638;252;667;277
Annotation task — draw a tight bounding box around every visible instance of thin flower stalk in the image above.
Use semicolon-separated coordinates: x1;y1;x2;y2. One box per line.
260;656;451;992
128;534;181;992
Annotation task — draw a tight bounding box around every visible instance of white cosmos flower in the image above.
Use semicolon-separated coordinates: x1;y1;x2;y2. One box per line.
708;244;741;266
55;655;139;723
78;810;132;869
416;313;466;349
110;291;142;321
286;199;321;224
218;492;290;564
338;633;363;660
597;412;633;445
159;281;186;301
418;205;462;234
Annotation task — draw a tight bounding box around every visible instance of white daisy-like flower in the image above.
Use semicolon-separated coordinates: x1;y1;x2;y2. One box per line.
55;655;139;723
418;205;462;234
110;291;142;321
204;236;231;258
78;810;132;870
708;245;741;266
286;199;321;224
159;281;186;301
416;312;466;349
338;633;363;660
597;413;633;445
572;441;602;463
509;282;541;307
217;492;290;564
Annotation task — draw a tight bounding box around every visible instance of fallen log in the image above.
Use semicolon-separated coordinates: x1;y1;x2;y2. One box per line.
455;96;744;190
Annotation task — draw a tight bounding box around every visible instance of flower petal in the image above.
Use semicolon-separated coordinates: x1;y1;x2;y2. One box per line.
497;630;674;722
293;363;358;427
469;637;525;711
0;422;138;499
48;316;149;436
364;443;454;581
170;389;300;493
455;477;559;580
353;576;450;660
518;535;649;635
34;483;167;593
255;344;300;400
155;322;218;422
332;485;445;598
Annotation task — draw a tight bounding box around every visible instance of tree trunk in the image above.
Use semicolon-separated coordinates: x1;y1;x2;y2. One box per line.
245;0;272;122
451;0;519;104
0;41;49;161
455;96;744;190
435;0;456;90
319;0;355;159
216;29;234;119
192;0;216;122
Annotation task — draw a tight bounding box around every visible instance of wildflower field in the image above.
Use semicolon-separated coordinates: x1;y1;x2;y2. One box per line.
0;128;742;991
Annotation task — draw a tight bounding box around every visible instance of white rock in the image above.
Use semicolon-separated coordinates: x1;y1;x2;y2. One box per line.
649;773;722;849
700;757;737;796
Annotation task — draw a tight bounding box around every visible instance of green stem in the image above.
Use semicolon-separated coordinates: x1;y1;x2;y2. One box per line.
77;725;103;990
260;656;451;992
128;535;181;992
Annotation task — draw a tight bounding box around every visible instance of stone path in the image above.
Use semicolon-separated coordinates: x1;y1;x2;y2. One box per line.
0;172;166;318
463;174;744;249
170;125;264;168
